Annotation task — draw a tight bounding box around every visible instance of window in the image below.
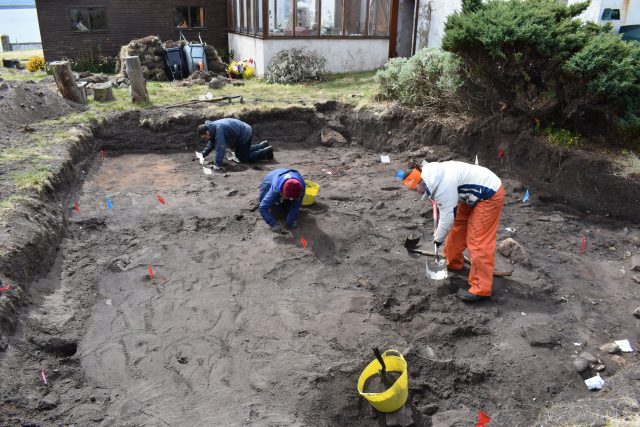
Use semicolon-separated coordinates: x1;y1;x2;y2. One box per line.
231;0;391;37
369;0;390;35
69;7;107;32
296;0;319;35
601;8;620;21
269;0;293;35
321;0;342;35
174;6;205;29
344;0;367;35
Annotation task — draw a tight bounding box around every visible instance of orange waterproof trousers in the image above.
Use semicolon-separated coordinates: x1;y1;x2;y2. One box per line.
444;186;505;296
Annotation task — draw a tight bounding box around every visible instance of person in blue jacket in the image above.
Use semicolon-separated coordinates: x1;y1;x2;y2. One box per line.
196;118;273;170
259;169;306;233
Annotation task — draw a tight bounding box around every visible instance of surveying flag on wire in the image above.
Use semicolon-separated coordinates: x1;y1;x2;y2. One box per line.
74;201;79;212
300;235;308;249
476;410;491;427
156;195;165;205
523;189;530;203
148;266;154;281
106;195;112;209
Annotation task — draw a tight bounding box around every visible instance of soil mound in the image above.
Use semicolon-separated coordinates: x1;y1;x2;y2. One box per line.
116;36;226;82
0;78;85;144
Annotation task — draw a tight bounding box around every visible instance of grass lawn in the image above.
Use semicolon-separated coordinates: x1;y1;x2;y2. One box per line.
0;48;43;61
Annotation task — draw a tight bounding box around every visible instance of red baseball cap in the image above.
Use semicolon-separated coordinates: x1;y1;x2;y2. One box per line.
282;179;303;199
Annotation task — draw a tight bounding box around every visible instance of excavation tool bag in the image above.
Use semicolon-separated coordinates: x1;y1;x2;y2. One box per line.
164;46;189;81
181;33;208;75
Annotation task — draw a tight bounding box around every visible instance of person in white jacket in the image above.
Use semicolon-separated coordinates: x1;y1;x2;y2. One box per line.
417;160;505;301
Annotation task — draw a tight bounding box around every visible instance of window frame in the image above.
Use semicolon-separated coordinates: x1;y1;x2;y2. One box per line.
173;5;207;30
68;6;108;33
229;0;390;39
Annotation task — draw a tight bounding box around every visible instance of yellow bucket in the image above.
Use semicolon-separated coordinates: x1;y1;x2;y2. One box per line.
302;180;320;206
357;349;409;413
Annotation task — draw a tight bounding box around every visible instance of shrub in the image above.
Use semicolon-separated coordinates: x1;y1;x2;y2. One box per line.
442;0;640;136
26;56;45;72
266;48;327;84
71;49;117;74
375;48;464;108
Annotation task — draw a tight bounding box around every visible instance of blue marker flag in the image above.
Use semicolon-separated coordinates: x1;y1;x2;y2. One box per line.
523;189;530;203
106;195;113;209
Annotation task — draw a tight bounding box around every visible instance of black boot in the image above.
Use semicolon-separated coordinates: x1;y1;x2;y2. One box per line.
264;146;274;160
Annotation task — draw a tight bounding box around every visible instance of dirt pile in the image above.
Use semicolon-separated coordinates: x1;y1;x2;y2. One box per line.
0;77;86;144
116;36;167;81
116;36;227;82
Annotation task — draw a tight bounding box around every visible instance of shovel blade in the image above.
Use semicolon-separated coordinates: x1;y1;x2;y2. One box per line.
426;258;448;280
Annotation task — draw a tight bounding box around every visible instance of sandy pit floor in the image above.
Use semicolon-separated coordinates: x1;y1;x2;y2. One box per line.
1;132;639;426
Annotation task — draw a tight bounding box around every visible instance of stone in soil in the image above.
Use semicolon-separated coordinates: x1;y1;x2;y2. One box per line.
610;355;627;369
320;128;347;146
599;343;621;354
522;324;559;347
0;335;8;352
38;393;58;411
573;357;589;373
497;238;530;266
634;307;640;319
579;352;599;364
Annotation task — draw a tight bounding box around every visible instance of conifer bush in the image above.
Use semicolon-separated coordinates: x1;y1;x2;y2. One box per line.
376;48;464;108
266;48;327;84
442;0;640;136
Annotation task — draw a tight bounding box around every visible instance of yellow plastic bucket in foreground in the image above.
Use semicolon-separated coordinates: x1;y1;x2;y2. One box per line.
357;349;409;413
302;180;320;206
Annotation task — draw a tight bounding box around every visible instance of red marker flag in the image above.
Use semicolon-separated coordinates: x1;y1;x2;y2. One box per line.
74;201;79;212
100;149;104;160
156;195;165;205
148;266;154;281
581;236;586;254
40;369;48;385
476;410;491;427
497;148;504;159
300;235;308;249
0;284;12;292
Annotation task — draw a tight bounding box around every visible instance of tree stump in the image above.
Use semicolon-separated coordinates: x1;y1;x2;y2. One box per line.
50;60;87;104
124;56;149;104
93;82;115;102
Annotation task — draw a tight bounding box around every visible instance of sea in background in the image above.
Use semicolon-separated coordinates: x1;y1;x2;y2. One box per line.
0;7;42;46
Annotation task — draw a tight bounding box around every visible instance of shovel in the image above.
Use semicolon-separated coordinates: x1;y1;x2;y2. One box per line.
426;243;448;280
426;199;448;281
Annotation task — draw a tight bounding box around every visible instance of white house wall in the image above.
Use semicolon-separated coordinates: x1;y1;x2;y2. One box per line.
229;34;389;75
414;0;461;50
568;0;639;32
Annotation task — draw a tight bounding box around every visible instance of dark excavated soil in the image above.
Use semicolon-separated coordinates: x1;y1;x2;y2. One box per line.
0;106;638;427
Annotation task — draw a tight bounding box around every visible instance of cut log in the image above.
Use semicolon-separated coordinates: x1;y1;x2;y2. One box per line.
124;56;149;104
50;60;87;104
93;82;115;102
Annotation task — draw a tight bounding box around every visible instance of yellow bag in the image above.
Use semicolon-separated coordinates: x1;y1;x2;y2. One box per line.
357;349;409;413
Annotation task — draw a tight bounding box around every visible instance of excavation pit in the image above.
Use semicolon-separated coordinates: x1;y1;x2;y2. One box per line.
1;109;639;426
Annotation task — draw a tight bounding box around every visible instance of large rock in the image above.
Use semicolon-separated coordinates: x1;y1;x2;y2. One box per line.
522;324;559;347
320;128;347;146
38;393;58;411
599;343;621;354
573;357;589;373
498;238;530;266
209;77;225;89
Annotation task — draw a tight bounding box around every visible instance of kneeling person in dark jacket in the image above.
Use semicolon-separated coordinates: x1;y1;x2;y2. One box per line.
197;118;273;170
259;169;306;233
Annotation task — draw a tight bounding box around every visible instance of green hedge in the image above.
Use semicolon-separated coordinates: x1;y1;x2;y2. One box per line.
442;0;640;137
376;48;464;108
